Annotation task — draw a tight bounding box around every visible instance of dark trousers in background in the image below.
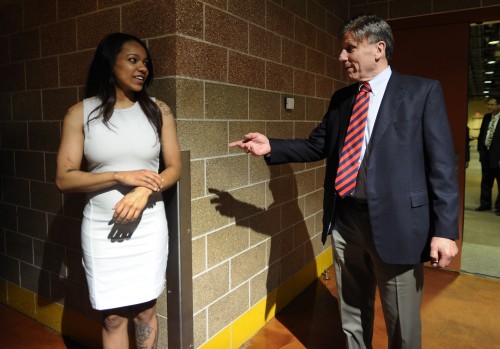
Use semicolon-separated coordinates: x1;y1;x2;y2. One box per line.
479;164;500;210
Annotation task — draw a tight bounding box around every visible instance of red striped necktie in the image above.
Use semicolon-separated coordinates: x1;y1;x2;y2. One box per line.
335;82;371;198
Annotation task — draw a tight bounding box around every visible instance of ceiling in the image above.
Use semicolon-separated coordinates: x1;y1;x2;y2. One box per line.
468;21;500;101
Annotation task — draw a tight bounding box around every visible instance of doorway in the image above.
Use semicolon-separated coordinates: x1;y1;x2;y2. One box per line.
462;21;500;278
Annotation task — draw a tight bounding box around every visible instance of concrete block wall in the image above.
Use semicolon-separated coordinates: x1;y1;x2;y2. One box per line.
180;1;348;347
2;0;497;348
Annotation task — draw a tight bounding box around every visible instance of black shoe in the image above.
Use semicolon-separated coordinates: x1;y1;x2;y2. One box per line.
496;210;500;216
475;206;491;211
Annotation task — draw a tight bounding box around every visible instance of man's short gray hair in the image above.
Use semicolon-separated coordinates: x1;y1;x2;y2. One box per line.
341;14;394;61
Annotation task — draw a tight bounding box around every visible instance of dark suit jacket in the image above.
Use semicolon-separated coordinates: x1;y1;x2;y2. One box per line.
266;71;459;265
477;112;500;168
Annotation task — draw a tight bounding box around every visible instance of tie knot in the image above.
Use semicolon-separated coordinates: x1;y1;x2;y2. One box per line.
360;82;371;93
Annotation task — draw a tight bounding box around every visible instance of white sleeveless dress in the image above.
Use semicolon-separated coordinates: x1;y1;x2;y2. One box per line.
81;97;168;310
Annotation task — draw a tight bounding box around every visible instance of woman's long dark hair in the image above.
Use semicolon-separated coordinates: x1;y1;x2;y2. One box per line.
85;33;162;137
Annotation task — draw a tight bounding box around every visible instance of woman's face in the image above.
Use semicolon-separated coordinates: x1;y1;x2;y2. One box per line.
113;40;149;94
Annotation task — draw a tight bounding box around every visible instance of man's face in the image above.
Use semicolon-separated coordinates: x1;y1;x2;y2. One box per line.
486;99;500;114
339;33;383;82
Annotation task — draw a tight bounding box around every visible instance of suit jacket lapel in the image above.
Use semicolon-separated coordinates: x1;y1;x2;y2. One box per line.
370;72;407;149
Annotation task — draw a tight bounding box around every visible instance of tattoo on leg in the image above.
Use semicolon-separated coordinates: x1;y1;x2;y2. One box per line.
135;322;154;349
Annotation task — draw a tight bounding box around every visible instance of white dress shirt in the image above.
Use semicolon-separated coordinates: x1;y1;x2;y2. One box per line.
360;66;392;163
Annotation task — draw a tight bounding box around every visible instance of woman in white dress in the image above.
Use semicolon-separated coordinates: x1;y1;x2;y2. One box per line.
56;33;181;349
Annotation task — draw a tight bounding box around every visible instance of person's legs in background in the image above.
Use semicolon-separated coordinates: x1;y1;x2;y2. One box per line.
477;164;495;210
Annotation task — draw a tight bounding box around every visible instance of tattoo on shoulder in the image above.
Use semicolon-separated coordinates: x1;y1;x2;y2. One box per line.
157;101;173;117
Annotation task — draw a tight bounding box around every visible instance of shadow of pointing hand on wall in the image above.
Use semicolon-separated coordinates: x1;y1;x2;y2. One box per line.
209;164;346;348
208;164;319;341
209;188;265;220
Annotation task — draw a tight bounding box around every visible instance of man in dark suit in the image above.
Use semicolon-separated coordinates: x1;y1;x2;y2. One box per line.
229;15;459;349
476;96;500;215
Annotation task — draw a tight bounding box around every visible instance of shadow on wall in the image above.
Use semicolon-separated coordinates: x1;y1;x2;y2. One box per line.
209;163;318;321
37;192;100;349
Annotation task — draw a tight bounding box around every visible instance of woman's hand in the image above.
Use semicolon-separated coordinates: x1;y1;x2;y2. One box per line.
115;170;163;192
112;187;153;224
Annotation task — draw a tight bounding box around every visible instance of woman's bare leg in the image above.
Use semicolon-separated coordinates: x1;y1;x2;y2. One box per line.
132;300;158;349
101;308;129;349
